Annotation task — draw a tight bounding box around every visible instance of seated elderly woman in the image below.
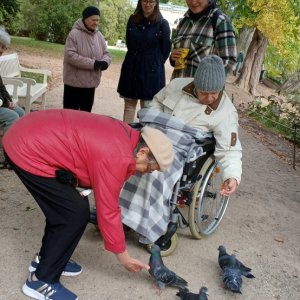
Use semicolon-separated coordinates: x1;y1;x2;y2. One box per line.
91;55;242;245
0;26;25;168
149;55;242;195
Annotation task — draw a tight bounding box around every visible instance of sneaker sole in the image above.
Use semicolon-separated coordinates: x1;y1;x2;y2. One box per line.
22;283;78;300
29;266;82;277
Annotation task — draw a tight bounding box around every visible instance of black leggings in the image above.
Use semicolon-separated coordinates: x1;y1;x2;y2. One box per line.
63;84;95;112
4;151;90;283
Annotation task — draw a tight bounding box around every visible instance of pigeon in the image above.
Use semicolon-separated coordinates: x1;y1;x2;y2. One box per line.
222;254;242;294
218;245;255;278
176;286;209;300
149;244;188;295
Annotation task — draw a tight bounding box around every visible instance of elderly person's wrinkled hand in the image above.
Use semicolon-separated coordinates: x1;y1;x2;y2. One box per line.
220;178;237;196
116;250;150;273
171;48;183;61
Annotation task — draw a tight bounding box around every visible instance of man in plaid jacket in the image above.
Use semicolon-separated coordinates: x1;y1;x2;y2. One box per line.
170;0;236;79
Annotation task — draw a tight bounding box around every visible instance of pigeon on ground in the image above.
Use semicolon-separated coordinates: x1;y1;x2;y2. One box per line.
222;254;242;294
176;286;209;300
149;244;188;295
218;245;255;278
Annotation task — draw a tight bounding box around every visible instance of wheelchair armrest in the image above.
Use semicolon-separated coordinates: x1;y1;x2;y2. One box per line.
195;137;216;146
128;122;144;129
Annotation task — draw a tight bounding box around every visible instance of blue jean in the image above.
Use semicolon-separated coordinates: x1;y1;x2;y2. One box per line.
0;105;25;133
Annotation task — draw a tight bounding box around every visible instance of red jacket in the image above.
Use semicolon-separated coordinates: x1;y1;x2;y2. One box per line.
3;109;140;253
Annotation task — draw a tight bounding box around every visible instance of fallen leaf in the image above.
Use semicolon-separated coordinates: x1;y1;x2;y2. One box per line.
26;206;35;211
275;238;284;243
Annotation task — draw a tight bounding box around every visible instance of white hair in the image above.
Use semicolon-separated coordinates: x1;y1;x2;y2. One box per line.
0;25;11;47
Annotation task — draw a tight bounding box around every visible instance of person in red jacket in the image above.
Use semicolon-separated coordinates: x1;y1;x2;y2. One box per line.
3;109;174;300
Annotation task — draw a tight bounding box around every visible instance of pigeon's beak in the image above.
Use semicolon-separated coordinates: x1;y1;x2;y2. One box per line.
206;291;209;296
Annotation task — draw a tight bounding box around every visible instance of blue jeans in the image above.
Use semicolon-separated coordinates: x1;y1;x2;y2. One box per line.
0;105;25;133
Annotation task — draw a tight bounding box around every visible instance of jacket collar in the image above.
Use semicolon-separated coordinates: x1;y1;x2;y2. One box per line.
181;81;223;113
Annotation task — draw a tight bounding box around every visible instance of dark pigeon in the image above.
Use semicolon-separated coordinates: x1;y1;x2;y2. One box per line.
222;254;242;294
176;286;209;300
149;244;188;294
218;245;255;278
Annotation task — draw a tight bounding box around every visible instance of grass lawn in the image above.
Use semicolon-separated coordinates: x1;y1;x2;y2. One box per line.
10;36;126;62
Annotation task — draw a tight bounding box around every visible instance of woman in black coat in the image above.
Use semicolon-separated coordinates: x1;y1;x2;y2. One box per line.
117;0;171;123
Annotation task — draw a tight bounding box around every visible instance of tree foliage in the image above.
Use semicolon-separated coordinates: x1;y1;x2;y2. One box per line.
0;0;20;32
17;0;94;44
99;0;134;45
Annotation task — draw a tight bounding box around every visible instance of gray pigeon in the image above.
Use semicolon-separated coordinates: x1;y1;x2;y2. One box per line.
176;286;209;300
149;244;188;294
222;254;242;294
218;246;255;278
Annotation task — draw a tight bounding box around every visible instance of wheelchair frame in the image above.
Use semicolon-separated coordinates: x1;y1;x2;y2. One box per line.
128;123;230;256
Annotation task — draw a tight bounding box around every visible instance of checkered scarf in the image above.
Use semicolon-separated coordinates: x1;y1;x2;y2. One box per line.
119;109;212;244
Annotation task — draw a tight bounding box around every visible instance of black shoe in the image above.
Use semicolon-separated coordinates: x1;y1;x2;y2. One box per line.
89;208;98;225
89;208;131;232
0;161;11;169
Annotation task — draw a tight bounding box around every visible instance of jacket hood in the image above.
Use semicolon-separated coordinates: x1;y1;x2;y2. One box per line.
72;19;99;34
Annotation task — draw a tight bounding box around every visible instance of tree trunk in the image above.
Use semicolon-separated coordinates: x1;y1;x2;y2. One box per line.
285;80;300;94
235;25;255;56
243;29;254;60
279;70;300;93
94;0;99;6
236;28;268;95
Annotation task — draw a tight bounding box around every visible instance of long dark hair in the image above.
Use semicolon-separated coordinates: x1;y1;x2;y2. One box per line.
132;0;160;24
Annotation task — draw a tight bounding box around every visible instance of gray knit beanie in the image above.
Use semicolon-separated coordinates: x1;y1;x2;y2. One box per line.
194;55;225;92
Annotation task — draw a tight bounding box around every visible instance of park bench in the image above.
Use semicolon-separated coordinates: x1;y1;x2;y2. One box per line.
116;39;126;50
0;53;51;114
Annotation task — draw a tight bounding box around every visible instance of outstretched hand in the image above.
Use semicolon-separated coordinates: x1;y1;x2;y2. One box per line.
220;178;237;197
116;250;150;273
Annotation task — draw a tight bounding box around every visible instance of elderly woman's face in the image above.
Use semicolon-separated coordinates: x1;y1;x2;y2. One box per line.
0;43;7;57
186;0;210;14
84;15;100;31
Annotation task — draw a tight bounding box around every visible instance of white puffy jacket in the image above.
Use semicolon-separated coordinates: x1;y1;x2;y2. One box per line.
149;78;242;185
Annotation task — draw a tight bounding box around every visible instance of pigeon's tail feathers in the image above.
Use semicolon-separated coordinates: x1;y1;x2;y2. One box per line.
244;273;255;278
176;290;188;299
176;275;188;285
232;289;242;294
178;286;189;293
239;265;252;272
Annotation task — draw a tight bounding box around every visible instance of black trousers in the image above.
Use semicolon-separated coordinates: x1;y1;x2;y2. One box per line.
63;84;95;112
4;152;90;283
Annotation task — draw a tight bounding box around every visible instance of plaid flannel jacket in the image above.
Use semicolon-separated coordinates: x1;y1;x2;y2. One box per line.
171;8;237;79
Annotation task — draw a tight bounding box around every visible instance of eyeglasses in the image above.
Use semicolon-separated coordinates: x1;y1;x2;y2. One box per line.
141;0;157;5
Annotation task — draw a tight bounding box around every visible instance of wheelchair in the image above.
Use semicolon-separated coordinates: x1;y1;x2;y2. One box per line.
89;123;230;257
128;123;230;257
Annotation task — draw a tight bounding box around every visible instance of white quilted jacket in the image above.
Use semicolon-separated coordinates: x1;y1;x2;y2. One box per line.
149;78;242;185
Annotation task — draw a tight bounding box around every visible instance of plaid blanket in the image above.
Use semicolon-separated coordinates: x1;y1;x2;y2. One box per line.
119;109;212;244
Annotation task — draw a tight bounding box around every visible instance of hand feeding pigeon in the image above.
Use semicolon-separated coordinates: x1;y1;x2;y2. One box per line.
222;254;242;294
176;286;209;300
218;245;255;278
149;244;188;295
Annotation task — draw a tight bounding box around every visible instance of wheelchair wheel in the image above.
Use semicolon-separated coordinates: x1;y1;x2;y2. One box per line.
147;233;178;257
189;155;229;239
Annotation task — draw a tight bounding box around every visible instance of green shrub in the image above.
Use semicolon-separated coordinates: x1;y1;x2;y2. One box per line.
247;95;300;145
